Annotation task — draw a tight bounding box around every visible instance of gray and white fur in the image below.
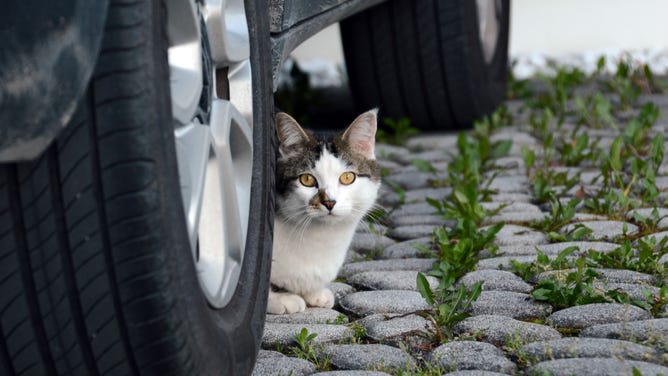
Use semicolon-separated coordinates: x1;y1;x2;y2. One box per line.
268;110;381;314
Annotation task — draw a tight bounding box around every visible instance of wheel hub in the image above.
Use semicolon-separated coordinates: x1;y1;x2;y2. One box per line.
166;0;253;308
476;0;502;64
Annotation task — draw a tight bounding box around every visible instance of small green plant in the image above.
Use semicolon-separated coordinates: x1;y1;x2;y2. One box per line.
376;117;419;146
530;195;580;234
289;328;331;371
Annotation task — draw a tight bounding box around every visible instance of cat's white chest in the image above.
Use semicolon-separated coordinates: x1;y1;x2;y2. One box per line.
271;218;357;294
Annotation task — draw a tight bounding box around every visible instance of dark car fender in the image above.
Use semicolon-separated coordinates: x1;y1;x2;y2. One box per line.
0;0;108;162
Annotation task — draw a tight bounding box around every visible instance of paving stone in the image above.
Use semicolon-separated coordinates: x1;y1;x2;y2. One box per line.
406;134;459;150
520;337;662;363
312;371;392;376
483;211;548;225
381;237;433;259
528;358;668;376
490;156;525;170
389;225;438;240
339;258;435;278
453;314;561;346
484;175;531;194
591;282;660;301
384;171;446;190
348;270;438;292
376;159;402;172
403;187;452;204
429;341;517;374
476;255;539;270
580;318;668;346
469;291;552;320
330;282;354;302
356;222;389;235
637;230;668;245
481;201;542;213
457;270;533;293
488;192;534;203
339;290;430;316
546;303;652;330
376;144;411;159
494;241;619;257
395;150;451;164
350;233;396;254
320;344;416;371
627;207;668;229
252;351;316;376
390;215;451;227
560;220;638;241
266;308;348;324
536;268;657;285
262;323;354;348
442;372;509;376
490;131;540;155
365;314;434;349
488;224;548;246
388;203;436;219
394;161;449;174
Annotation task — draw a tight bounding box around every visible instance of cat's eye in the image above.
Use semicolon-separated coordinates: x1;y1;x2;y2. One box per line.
339;172;356;185
299;173;317;187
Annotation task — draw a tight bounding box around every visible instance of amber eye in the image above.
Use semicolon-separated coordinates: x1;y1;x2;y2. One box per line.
339;172;356;185
299;173;317;187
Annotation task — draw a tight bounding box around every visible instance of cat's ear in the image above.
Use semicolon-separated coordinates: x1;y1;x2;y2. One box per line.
276;112;310;156
342;109;377;159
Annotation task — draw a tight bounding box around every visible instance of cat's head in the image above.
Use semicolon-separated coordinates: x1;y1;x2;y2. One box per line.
275;110;381;224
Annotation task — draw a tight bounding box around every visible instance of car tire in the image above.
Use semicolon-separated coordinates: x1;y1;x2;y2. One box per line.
340;0;510;130
0;0;273;375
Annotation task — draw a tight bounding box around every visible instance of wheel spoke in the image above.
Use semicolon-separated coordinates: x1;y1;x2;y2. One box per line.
174;121;210;254
167;0;203;125
202;0;250;66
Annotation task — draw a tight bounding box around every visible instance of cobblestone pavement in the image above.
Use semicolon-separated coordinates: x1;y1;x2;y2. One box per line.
254;93;668;375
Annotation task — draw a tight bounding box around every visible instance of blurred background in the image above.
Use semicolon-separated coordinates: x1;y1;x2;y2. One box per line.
277;0;668;129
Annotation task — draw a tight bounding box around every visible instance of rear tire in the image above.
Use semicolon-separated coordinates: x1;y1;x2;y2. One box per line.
340;0;510;130
0;0;273;375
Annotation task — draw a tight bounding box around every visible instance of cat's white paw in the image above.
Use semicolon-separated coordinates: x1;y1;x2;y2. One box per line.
267;291;307;314
303;288;335;308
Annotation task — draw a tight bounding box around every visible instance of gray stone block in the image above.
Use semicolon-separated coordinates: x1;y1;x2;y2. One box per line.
495;241;619;257
627;207;668;229
389;225;438;240
320;344;416;371
453;314;561;346
560;221;638;241
489;224;548;246
339;258;435;278
266;308;348;325
403;187;452;204
384;171;446;190
390;215;451;227
252;351;316;376
536;268;657;285
330;282;355;302
364;314;434;349
484;175;530;194
312;372;392;376
580;318;668;347
469;291;552;319
347;270;438;292
350;233;395;254
262;323;354;348
388;203;436;220
457;270;533;293
546;303;652;330
429;341;517;374
339;290;430;316
528;358;668;376
381;237;432;259
520;337;662;363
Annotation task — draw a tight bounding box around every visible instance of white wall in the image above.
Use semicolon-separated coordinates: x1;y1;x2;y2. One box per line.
510;0;668;55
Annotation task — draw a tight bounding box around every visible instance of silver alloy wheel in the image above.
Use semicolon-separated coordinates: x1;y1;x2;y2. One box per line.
475;0;501;63
167;0;254;308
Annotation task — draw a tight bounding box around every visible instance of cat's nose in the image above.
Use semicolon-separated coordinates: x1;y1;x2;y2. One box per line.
321;199;336;212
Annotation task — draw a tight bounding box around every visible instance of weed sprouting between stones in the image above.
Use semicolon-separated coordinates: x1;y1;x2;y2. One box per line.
415;112;512;341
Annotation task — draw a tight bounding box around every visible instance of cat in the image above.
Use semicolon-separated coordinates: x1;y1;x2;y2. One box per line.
268;110;381;314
